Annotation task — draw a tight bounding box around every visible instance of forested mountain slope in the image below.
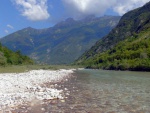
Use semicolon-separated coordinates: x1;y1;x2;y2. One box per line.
76;2;150;71
0;43;33;66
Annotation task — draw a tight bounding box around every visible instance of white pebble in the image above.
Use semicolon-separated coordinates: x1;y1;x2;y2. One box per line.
0;69;74;109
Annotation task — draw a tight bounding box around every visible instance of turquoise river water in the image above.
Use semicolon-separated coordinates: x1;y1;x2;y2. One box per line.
10;69;150;113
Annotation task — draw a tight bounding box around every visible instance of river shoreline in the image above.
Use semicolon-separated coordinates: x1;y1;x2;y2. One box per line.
0;69;75;112
0;69;150;113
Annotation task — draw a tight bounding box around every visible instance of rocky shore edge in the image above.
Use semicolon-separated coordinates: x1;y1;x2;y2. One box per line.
0;69;75;111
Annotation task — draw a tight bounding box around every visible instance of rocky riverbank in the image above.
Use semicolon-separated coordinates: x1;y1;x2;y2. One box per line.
0;69;74;111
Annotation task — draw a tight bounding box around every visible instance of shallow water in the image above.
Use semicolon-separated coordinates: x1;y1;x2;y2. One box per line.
72;69;150;113
3;69;150;113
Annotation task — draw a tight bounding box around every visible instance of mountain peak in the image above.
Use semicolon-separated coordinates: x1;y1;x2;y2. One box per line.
54;18;76;28
26;27;34;29
83;15;96;20
22;27;36;31
1;16;120;64
65;18;75;22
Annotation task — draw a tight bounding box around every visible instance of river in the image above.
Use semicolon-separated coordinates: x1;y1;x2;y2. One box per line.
7;69;150;113
71;69;150;113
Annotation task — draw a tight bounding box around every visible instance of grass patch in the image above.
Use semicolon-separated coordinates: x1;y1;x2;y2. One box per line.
0;65;29;73
0;65;82;73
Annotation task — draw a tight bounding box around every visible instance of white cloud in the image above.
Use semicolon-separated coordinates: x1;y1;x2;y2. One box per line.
5;30;9;34
113;0;150;15
7;24;14;29
62;0;116;18
62;0;150;17
14;0;50;21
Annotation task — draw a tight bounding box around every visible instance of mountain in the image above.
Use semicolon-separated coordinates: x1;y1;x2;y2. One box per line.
0;16;120;64
76;2;150;71
0;43;33;66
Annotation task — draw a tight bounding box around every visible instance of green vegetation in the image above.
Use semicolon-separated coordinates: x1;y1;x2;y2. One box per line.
76;28;150;71
0;43;33;66
77;1;150;62
76;2;150;71
0;65;82;73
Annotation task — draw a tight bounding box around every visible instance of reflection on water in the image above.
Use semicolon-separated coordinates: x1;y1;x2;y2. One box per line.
4;69;150;113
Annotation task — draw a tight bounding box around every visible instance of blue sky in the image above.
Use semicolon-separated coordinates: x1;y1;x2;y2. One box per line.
0;0;149;38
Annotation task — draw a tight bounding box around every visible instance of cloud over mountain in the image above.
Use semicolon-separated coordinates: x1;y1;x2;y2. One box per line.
14;0;50;21
12;0;149;21
62;0;114;18
62;0;150;17
113;0;150;15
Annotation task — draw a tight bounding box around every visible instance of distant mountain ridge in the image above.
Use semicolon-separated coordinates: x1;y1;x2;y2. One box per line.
76;2;150;71
1;15;120;64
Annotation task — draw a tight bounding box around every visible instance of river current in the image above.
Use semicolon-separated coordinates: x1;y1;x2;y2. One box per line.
9;69;150;113
72;69;150;113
